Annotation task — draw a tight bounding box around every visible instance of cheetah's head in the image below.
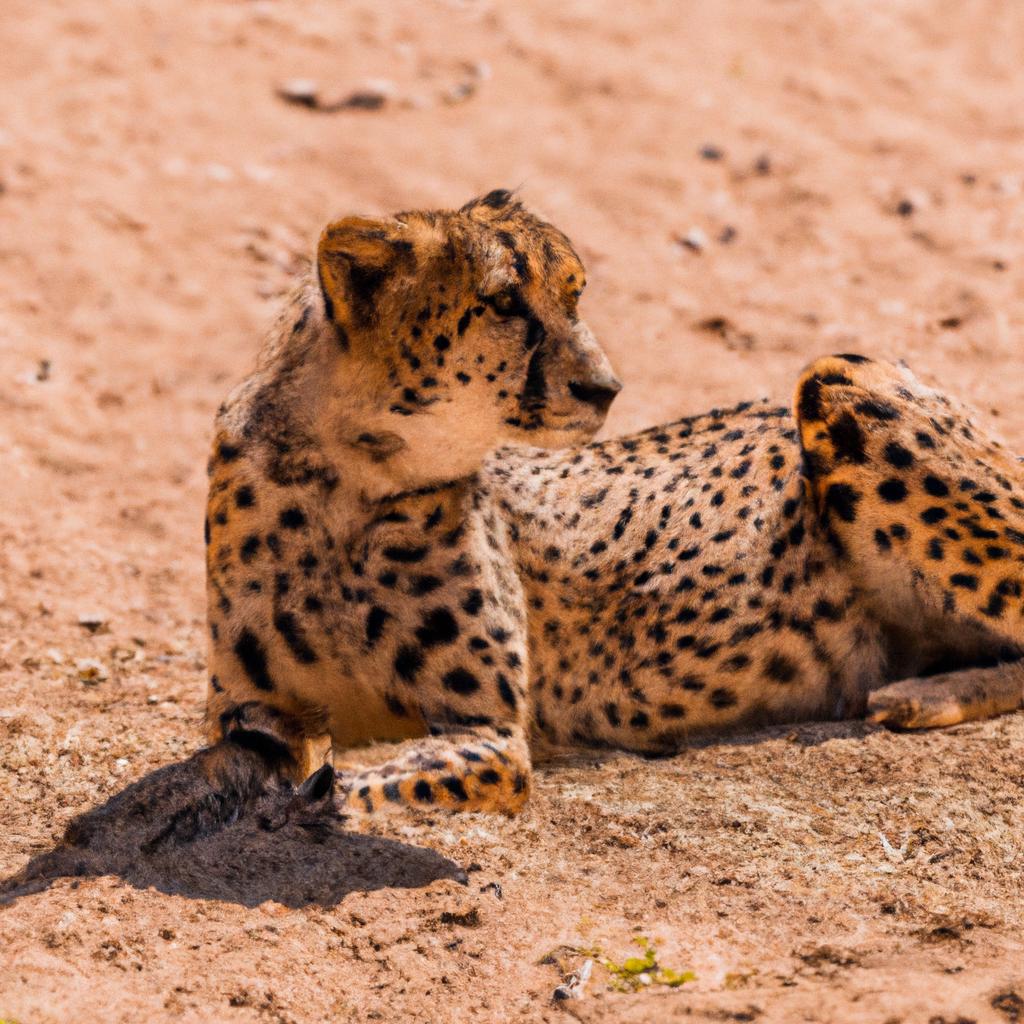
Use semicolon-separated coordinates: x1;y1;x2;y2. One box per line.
316;190;621;482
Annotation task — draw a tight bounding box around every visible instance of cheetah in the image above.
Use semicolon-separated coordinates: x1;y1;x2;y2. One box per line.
68;191;1024;845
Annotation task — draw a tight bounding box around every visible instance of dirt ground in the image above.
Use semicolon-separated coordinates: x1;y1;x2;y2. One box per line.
2;1;1024;1021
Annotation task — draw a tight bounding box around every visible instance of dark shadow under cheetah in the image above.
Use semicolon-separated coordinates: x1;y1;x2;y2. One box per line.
0;759;466;910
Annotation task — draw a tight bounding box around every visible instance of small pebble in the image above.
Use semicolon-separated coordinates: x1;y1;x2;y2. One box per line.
77;612;109;634
718;225;738;244
678;228;708;252
754;153;772;175
895;198;914;217
343;90;387;110
443;81;477;105
277;78;320;108
76;658;108;684
699;144;724;161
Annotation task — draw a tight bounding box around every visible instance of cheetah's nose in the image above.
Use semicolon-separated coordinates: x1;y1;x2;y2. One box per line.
568;374;622;412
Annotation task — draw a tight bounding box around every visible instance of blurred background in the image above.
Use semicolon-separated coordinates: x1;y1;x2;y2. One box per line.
7;0;1024;620
3;3;1024;1020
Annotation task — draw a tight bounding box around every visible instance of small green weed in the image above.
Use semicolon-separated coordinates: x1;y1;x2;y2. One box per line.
602;936;695;991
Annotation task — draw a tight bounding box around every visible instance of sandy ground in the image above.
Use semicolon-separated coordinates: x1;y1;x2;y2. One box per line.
2;1;1024;1021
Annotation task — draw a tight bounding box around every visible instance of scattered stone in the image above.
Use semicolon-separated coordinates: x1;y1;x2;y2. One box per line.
442;81;476;105
677;227;708;252
276;78;320;108
438;907;481;927
276;79;391;113
699;144;724;161
553;958;593;1002
75;658;108;684
35;359;51;382
895;198;915;217
991;991;1023;1022
77;612;109;635
718;224;738;244
754;153;772;175
442;61;489;105
342;90;388;111
694;315;755;351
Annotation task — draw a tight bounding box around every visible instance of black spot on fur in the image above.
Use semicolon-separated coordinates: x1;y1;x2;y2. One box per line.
384;545;429;563
441;776;469;801
497;673;518;709
799;376;825;422
878;479;908;502
279;507;307;529
443;667;481;694
416;608;460;647
855;399;900;421
240;534;261;563
825;483;861;522
884;443;915;469
765;652;798;683
273;612;318;664
827;411;867;463
366;606;391;645
394;645;424;683
709;687;738;709
233;629;275;691
949;573;979;591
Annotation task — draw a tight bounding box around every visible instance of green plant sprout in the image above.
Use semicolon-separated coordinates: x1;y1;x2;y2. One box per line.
600;936;695;992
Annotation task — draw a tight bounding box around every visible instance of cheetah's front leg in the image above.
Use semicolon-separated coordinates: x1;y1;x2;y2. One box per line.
336;725;531;815
867;662;1024;729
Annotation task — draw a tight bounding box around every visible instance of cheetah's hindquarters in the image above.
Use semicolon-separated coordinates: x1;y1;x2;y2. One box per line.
796;354;1024;731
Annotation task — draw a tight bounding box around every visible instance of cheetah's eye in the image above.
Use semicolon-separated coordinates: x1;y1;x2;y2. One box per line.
491;290;519;317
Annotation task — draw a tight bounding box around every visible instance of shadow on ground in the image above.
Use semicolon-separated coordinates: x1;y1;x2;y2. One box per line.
0;765;466;910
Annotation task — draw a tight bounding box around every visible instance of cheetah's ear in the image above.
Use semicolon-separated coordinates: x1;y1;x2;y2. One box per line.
316;216;415;346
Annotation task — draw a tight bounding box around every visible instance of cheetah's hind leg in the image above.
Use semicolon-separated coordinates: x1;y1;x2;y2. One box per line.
795;354;1024;729
867;662;1024;729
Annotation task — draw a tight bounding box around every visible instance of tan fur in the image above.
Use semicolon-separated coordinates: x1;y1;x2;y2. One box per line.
198;194;1024;818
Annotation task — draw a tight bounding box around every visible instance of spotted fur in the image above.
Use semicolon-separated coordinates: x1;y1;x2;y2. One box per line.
194;195;1024;822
